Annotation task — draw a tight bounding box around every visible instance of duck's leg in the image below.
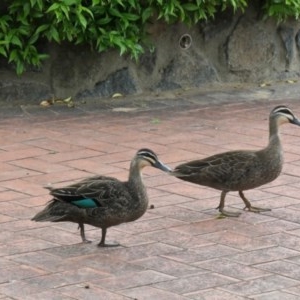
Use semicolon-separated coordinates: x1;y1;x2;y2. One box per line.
78;223;92;243
97;228;119;247
239;191;271;213
217;191;241;217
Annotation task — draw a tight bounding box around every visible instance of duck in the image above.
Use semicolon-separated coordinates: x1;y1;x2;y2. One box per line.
32;148;171;247
171;105;300;217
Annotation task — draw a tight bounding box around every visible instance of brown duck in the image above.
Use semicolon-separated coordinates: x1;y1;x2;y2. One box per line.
32;149;171;247
171;105;300;217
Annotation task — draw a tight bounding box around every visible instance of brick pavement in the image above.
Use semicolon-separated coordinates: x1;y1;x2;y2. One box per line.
1;86;300;299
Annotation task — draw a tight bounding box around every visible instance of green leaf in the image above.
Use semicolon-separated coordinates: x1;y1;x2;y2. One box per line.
116;0;125;7
60;5;70;19
16;60;25;75
10;35;23;47
28;34;39;45
18;26;31;36
36;0;44;10
35;24;50;35
63;0;78;5
142;7;153;23
97;16;112;25
113;38;127;55
46;3;60;13
109;8;122;18
23;3;31;17
38;53;49;60
49;26;60;42
77;13;87;28
81;6;94;19
182;3;199;11
0;47;7;57
122;13;140;21
128;0;137;9
8;49;18;63
29;0;36;7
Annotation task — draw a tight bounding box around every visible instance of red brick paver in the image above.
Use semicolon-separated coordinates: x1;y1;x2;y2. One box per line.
1;88;300;299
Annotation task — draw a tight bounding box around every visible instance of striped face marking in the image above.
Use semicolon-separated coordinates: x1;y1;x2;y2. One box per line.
136;148;171;172
271;106;299;125
137;149;158;166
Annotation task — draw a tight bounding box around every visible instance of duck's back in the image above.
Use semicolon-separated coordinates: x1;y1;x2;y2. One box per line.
174;149;283;191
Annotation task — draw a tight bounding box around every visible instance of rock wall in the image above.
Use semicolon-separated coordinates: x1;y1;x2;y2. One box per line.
1;6;300;103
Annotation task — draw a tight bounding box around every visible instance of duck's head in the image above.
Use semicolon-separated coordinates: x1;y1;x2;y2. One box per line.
271;105;300;126
135;148;171;172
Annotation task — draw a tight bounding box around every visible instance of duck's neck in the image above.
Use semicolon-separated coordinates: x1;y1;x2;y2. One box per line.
267;116;282;149
128;161;148;201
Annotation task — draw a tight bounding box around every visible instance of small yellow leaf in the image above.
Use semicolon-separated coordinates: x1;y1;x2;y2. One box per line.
54;99;64;104
112;107;137;112
151;118;160;124
259;82;271;87
216;214;227;219
40;100;53;107
112;93;123;98
63;96;72;103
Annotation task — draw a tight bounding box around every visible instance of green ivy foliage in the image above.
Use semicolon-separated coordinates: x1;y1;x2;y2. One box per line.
0;0;298;74
263;0;300;20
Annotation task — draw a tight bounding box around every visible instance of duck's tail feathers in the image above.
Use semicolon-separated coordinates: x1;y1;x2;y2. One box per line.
31;201;65;222
31;212;63;222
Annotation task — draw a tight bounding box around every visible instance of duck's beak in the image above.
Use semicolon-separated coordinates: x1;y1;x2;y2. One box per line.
291;117;300;126
154;160;172;172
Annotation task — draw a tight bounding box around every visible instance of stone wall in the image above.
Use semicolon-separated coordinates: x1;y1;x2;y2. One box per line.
1;6;300;103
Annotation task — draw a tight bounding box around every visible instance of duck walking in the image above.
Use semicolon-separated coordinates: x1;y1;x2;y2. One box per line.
32;149;171;247
171;105;300;217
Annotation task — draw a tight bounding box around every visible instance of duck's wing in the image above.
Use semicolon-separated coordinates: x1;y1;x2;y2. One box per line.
173;151;258;180
49;176;127;209
33;176;129;222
